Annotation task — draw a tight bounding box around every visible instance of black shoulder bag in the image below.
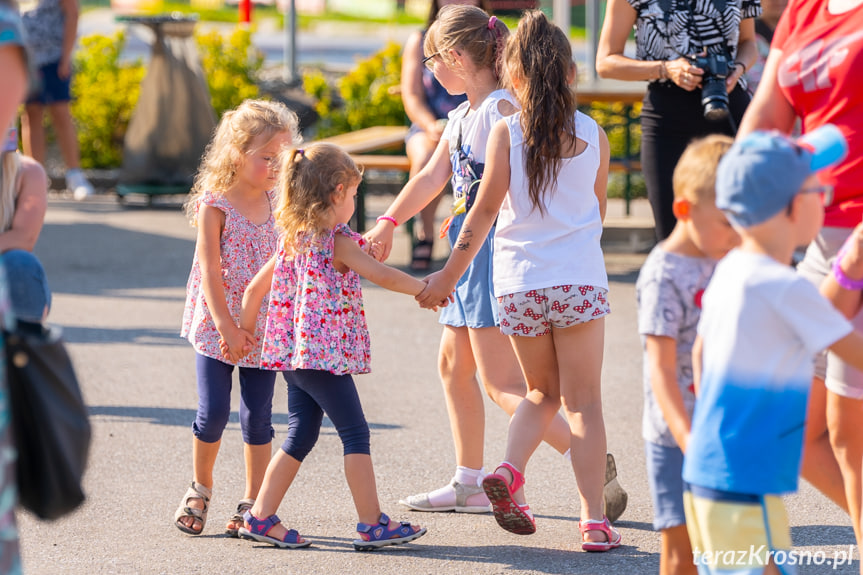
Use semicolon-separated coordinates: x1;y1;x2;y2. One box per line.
5;323;91;520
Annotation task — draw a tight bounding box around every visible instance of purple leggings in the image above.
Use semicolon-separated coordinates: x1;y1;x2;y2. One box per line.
281;369;370;461
193;353;276;445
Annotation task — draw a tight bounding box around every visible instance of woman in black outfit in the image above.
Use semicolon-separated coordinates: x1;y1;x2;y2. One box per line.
596;0;761;240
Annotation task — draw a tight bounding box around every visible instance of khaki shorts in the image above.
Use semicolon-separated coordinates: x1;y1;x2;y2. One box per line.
684;486;794;575
497;285;610;337
797;227;863;399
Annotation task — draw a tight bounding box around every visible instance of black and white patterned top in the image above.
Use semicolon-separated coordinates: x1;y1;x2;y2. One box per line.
20;0;64;67
626;0;761;62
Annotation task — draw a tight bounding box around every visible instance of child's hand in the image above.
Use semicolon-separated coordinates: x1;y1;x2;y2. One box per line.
365;240;385;262
416;271;456;309
838;222;863;282
220;325;256;363
363;221;396;262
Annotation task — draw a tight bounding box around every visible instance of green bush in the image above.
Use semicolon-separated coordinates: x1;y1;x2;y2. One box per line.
71;29;264;168
71;32;145;169
583;101;646;200
196;28;263;118
304;42;405;138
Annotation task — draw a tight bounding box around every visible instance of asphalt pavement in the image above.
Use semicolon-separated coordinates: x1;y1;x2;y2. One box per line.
15;193;857;574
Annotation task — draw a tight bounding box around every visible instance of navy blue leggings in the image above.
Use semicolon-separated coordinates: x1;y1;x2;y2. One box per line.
281;369;370;461
194;353;276;445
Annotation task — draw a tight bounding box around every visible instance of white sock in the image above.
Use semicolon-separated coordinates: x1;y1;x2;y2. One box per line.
454;466;485;487
563;448;572;463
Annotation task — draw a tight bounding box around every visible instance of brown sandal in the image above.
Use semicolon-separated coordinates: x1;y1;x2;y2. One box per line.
174;481;211;535
225;498;255;537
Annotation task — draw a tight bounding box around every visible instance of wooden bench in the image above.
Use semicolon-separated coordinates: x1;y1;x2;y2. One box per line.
318;126;412;233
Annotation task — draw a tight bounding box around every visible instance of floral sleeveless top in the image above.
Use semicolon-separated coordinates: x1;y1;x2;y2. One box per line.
260;224;371;375
181;190;279;367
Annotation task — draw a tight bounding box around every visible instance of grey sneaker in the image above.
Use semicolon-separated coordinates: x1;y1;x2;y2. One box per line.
66;169;94;201
603;453;628;524
399;479;491;513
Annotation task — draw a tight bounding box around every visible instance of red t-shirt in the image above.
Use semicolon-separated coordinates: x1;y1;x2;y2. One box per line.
773;0;863;228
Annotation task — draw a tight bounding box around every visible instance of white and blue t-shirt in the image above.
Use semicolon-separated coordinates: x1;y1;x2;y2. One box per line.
682;249;852;496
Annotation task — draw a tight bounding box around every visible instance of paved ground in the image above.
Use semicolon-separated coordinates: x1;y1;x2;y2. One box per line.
14;193;858;574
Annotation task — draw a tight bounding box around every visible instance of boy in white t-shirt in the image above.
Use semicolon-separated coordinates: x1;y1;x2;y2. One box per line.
683;125;863;575
636;134;738;575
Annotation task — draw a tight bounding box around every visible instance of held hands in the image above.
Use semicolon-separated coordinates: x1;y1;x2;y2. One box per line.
416;270;457;310
219;324;256;364
362;239;384;261
363;220;395;262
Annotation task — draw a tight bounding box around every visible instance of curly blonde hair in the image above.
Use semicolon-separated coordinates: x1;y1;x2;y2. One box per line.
275;143;362;255
184;99;301;225
424;4;509;82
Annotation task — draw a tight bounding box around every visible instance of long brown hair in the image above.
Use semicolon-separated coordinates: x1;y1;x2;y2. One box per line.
504;10;576;215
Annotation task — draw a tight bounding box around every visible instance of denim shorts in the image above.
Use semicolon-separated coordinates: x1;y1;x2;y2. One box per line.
3;250;51;322
644;440;686;530
27;60;72;105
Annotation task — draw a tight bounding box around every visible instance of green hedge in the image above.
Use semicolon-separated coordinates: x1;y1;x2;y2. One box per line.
71;28;261;169
303;41;405;138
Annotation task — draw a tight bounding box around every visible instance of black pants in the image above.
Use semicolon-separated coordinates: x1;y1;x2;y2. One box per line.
640;81;750;240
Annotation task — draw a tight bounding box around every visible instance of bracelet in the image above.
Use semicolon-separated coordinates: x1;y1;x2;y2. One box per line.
376;215;398;227
832;241;863;290
733;60;747;74
658;60;668;81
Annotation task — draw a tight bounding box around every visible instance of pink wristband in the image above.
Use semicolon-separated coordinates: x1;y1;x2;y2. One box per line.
833;240;863;290
376;215;398;227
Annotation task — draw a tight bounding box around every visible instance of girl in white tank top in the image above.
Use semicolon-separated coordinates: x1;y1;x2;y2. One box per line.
418;10;621;552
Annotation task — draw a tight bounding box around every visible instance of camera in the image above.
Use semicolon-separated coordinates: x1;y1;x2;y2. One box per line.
691;52;733;122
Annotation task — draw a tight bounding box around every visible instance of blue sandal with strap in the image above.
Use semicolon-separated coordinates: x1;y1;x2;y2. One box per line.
353;512;427;551
482;461;536;535
238;511;311;549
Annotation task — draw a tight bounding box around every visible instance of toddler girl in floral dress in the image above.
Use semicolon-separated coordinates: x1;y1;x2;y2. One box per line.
235;143;433;550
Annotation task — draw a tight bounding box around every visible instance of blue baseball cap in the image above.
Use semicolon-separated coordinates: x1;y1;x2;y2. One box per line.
715;124;848;228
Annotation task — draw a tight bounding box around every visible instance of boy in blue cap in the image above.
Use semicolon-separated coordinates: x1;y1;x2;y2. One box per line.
682;125;863;575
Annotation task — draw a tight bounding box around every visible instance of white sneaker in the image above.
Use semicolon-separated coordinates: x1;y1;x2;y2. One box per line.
66;169;94;201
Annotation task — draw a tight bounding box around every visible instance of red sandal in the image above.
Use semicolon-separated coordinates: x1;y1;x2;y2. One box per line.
579;516;621;552
482;461;536;535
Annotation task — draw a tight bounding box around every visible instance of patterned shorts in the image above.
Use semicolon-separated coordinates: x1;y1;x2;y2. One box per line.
497;285;610;337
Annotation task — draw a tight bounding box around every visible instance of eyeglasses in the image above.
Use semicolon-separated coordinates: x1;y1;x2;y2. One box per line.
422;52;439;70
785;184;835;216
801;184;835;207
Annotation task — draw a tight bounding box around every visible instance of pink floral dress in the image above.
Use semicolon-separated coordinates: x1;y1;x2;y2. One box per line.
181;190;279;367
260;223;371;375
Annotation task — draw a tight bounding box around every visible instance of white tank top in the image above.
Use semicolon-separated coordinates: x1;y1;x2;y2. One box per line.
492;110;608;297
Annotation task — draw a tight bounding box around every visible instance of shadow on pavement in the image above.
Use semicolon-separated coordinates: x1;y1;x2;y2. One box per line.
791;524;856;547
35;221;194;296
61;326;182;345
87;405;402;431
